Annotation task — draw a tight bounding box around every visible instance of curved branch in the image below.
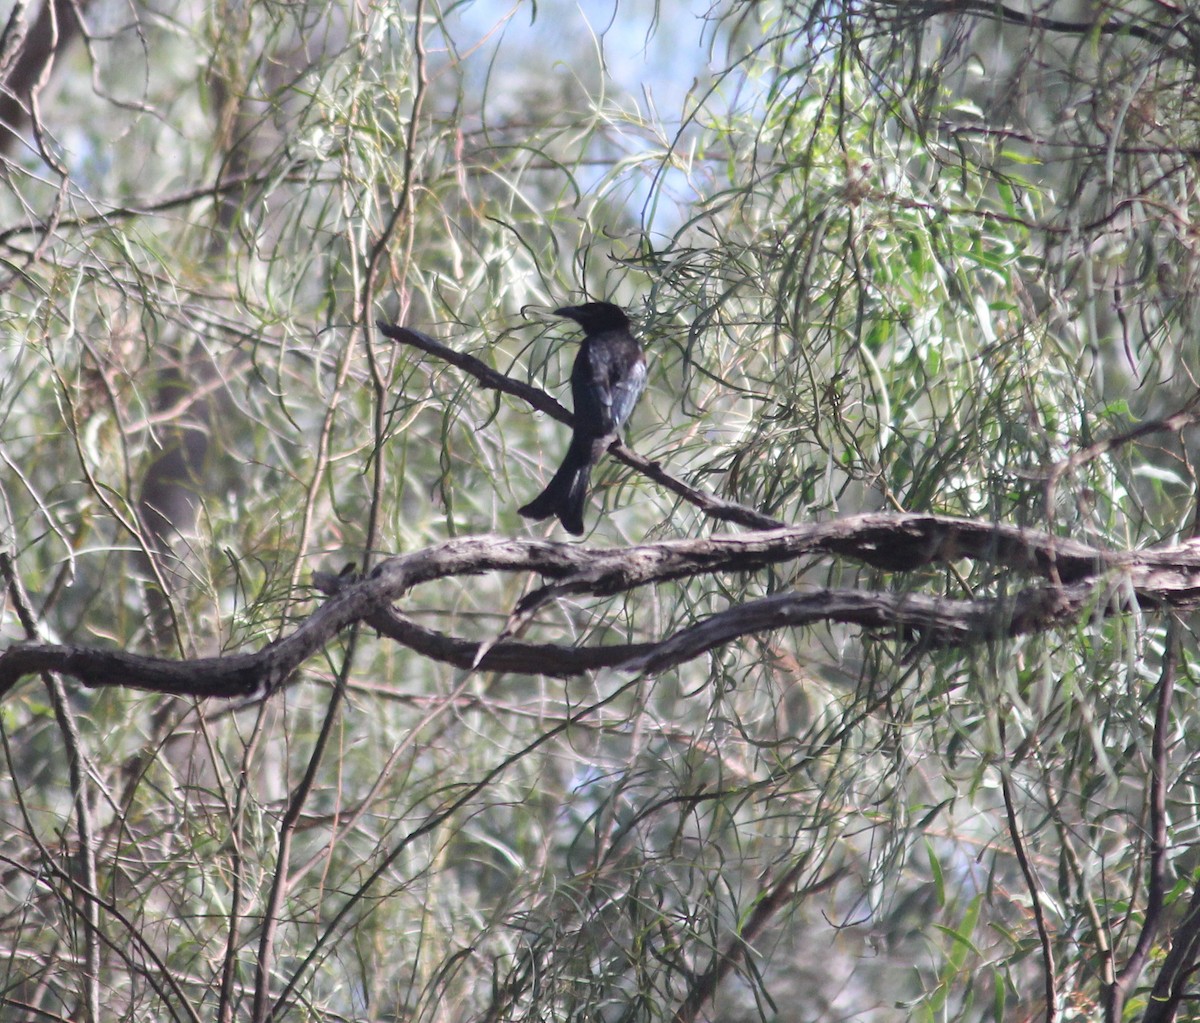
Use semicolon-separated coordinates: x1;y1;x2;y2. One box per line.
620;581;1104;676
1143;882;1200;1023
4;513;1200;698
0;0;88;157
873;0;1182;48
1000;763;1058;1023
672;863;843;1023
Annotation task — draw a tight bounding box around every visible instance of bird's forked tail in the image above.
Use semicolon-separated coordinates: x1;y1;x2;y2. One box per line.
518;433;602;535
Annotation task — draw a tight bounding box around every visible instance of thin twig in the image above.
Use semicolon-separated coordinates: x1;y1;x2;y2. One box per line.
1105;620;1176;1022
1000;757;1057;1023
251;6;434;1015
1043;390;1200;515
267;670;650;1020
873;0;1179;47
672;862;843;1023
2;552;101;1023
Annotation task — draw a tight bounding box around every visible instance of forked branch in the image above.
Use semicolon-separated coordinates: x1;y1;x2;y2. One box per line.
3;513;1200;699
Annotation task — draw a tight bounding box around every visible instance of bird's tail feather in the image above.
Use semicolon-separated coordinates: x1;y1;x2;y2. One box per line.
519;435;601;535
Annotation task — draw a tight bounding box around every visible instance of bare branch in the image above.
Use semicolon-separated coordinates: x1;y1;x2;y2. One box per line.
3;513;1200;699
0;0;87;157
1105;622;1177;1022
376;321;571;419
672;863;843;1023
621;581;1104;676
0;552;100;1023
1143;882;1200;1023
1000;759;1058;1023
872;0;1183;47
1044;392;1200;515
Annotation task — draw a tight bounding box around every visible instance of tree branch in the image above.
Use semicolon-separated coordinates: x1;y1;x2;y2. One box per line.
1105;622;1176;1023
4;513;1200;698
872;0;1182;48
0;0;87;157
671;862;843;1023
1000;738;1058;1023
1143;881;1200;1023
1043;391;1200;515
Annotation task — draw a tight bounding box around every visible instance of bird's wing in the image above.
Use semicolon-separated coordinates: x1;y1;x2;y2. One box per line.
575;332;646;434
608;354;646;430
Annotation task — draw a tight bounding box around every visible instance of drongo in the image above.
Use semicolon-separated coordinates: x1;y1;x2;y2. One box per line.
518;302;646;535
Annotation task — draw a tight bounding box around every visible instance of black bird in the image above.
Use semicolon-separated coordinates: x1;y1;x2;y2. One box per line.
519;302;646;535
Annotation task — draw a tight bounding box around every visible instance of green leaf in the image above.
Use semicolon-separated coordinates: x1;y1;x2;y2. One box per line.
926;837;946;909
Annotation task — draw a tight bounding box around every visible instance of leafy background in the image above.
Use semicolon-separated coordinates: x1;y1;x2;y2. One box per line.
1;1;1197;1020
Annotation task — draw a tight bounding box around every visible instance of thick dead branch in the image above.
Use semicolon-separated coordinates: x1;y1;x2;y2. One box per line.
620;581;1106;675
4;513;1200;699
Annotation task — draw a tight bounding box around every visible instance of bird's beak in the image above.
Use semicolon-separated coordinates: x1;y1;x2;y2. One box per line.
554;305;582;318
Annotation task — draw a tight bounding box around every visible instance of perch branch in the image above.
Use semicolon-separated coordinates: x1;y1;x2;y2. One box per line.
3;513;1200;698
376;320;786;530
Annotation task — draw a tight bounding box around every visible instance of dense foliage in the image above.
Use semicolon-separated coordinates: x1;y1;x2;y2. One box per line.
2;1;1199;1020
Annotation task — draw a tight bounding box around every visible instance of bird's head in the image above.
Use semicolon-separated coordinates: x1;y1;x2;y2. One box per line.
554;302;631;334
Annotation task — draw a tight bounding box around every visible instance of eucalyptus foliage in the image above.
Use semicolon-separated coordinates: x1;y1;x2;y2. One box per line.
1;2;1198;1021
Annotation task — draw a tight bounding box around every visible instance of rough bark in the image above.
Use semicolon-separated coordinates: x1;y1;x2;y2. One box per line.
4;512;1200;699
